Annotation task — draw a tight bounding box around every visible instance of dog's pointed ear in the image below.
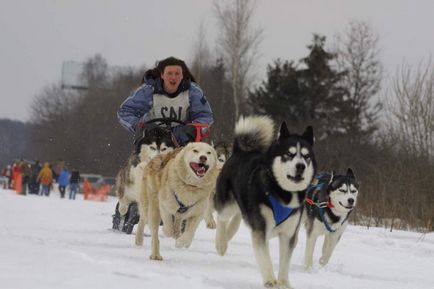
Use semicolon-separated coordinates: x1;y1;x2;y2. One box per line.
302;126;314;146
347;168;356;180
278;121;290;140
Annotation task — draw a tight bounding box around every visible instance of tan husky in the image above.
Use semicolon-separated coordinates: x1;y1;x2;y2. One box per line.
135;142;219;260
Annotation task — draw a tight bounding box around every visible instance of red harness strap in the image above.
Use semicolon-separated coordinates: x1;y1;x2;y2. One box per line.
186;123;209;142
305;197;334;208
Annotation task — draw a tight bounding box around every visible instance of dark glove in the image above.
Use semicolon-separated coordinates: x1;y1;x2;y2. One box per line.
172;125;197;146
183;125;197;142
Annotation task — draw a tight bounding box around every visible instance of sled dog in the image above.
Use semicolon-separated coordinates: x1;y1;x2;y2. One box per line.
303;168;359;271
214;115;316;289
135;142;219;260
114;127;175;232
204;142;232;229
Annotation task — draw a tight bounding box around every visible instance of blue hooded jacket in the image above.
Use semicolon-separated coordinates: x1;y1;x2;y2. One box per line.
117;74;213;144
57;169;70;187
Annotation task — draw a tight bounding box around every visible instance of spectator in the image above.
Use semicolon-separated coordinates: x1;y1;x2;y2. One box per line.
69;167;80;200
11;162;22;194
54;159;65;182
5;165;12;189
28;160;41;194
57;167;70;198
37;162;53;196
20;160;31;195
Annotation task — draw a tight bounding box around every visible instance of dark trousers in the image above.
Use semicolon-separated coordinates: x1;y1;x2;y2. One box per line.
59;185;66;198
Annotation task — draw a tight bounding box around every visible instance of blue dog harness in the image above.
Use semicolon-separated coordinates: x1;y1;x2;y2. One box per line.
266;193;299;226
305;173;336;233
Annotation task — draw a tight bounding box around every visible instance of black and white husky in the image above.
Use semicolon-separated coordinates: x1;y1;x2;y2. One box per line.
112;127;175;234
303;169;359;271
214;115;316;289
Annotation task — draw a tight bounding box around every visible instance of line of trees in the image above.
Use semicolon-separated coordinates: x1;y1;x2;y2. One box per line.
4;1;433;231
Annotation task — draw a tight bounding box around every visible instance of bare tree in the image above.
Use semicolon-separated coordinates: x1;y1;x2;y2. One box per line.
334;20;383;143
29;84;80;162
386;58;434;158
214;0;262;118
27;54;139;174
191;22;212;84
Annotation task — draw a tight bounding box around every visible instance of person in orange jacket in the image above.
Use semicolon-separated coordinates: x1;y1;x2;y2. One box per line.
11;162;22;194
37;162;53;196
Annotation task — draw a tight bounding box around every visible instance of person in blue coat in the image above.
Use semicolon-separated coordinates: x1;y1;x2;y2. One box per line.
117;56;214;148
57;167;70;199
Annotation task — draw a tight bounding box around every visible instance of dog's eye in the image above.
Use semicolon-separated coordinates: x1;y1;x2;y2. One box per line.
303;154;310;159
150;147;157;151
218;158;225;163
350;190;358;194
161;148;166;152
206;151;211;155
339;189;346;193
193;149;199;153
282;153;294;161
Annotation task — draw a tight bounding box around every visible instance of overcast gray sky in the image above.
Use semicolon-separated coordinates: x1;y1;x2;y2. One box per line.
1;0;433;122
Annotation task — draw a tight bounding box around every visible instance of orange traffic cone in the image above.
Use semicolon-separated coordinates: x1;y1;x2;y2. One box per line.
83;178;90;200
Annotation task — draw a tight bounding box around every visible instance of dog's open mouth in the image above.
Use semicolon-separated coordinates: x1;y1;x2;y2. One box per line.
190;162;209;177
287;174;304;182
339;202;354;210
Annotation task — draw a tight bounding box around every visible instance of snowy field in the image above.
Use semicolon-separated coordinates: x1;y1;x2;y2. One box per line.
1;188;433;289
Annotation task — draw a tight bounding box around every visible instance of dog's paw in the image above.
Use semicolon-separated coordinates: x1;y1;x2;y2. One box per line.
206;219;216;229
277;279;293;289
215;240;228;256
149;253;163;261
264;280;278;288
135;235;144;246
319;256;329;266
175;236;193;249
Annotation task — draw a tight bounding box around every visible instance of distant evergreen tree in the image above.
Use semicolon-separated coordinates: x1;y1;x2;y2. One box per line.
298;34;349;137
249;59;302;125
249;35;349;138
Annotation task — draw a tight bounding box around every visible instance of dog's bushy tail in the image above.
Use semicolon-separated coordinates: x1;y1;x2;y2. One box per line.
233;115;274;153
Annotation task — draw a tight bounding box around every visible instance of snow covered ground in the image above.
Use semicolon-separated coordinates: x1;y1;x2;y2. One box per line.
1;188;433;289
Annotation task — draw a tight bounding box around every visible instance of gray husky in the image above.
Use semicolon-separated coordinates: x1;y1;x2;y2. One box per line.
214;115;316;289
112;127;175;234
302;169;359;271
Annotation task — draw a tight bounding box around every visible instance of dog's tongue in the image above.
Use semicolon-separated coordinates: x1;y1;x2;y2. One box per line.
190;162;206;177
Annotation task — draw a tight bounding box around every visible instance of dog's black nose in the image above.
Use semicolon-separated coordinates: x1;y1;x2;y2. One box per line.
199;155;207;163
296;163;305;172
348;198;354;205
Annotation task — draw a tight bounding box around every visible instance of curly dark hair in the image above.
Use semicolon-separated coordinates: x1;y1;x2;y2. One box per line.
141;56;196;84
